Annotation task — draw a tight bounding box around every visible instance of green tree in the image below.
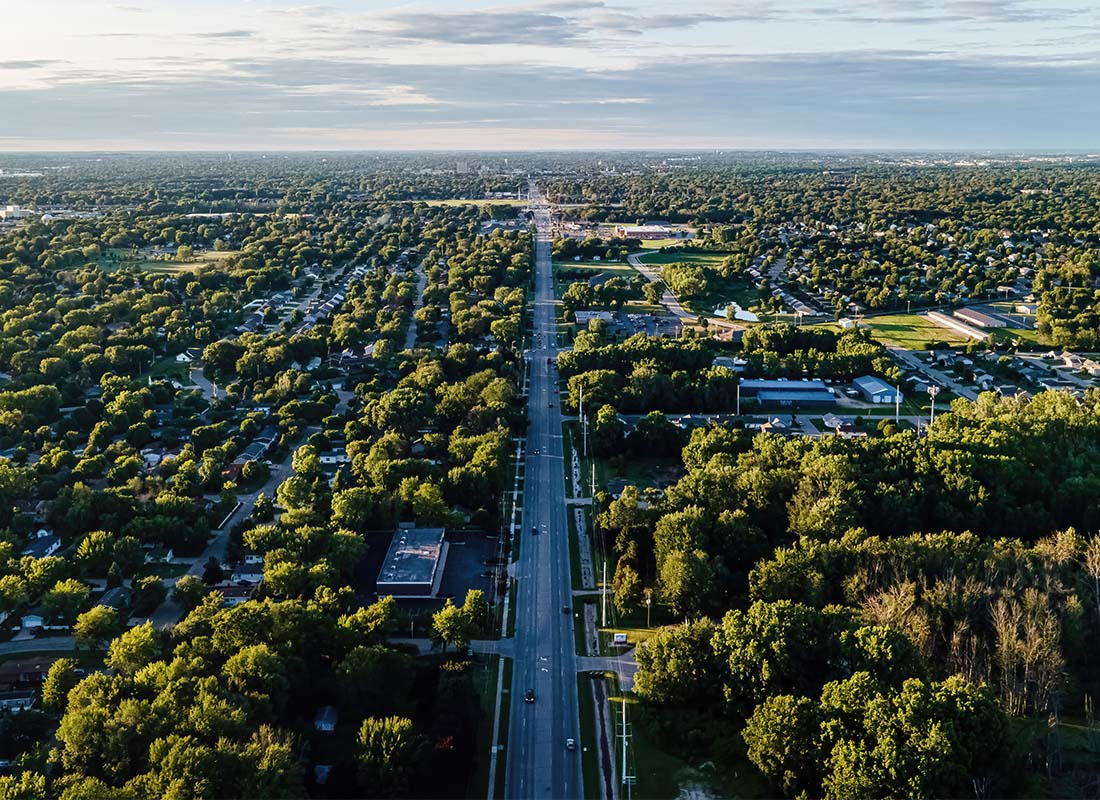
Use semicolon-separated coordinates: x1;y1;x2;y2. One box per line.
357;716;429;798
74;605;122;651
105;621;160;674
43;579;90;626
41;657;80;711
431;599;475;653
172;574;208;612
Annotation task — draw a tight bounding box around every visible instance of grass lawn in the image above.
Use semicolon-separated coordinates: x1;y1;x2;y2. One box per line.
554;259;636;273
150;356;189;382
468;654;502;799
104;248;239;273
636;251;730;266
494;658;513;798
577;672;602;799
999;327;1050;347
638;238;702;250
862;314;972;348
594;601;678;657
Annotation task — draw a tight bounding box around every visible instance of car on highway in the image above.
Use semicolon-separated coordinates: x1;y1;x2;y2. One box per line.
565;738;577;751
525;690;536;703
562;606;571;614
532;526;538;535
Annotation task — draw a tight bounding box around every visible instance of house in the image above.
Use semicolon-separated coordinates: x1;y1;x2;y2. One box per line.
0;657;59;687
314;706;339;733
0;691;36;714
98;586;132;611
853;376;903;404
229;563;265;585
712;356;747;372
20;607;45;631
711;324;745;343
1062;352;1084;369
1015;303;1038;315
175;347;203;364
217;586;253;607
141;544;175;564
20;533;60;559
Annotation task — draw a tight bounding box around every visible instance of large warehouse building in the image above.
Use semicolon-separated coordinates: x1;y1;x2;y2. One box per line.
738;378;835;408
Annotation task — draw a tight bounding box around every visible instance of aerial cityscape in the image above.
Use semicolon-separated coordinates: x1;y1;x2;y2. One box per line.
3;1;1100;799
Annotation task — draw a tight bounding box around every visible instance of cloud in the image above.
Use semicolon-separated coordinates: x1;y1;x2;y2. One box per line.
191;30;255;39
376;9;582;46
0;60;66;70
3;49;1100;149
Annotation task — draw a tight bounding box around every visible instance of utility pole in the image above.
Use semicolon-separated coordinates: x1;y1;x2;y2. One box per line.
620;695;634;800
895;386;900;424
736;381;741;417
602;561;608;627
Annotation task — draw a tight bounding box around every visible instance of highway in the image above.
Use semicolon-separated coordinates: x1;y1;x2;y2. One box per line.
505;183;583;799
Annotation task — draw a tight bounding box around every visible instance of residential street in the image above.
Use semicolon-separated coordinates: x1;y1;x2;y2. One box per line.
626;252;697;322
147;444;296;629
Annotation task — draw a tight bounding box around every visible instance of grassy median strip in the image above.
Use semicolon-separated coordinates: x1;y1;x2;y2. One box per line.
493;658;513;799
577;671;602;800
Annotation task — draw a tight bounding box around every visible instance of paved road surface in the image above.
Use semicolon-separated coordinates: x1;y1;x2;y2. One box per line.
505;183;583;800
404;261;428;351
888;346;979;401
626;252;696;323
0;636;78;656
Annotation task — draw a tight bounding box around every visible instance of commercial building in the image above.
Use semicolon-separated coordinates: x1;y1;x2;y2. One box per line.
925;311;989;341
954;308;1006;329
376;525;447;596
738;379;835;408
853;375;903;404
614;224;675;240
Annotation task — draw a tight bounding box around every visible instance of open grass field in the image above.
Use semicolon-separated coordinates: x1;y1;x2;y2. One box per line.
553;259;635;272
636;251;730;266
859;313;973;348
104;248;240;273
637;238;700;250
1000;327;1051;346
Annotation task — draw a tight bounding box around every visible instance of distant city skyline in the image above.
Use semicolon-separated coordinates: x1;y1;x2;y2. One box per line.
1;0;1098;151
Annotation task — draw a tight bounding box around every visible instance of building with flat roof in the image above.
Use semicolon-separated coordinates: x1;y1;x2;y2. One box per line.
739;379;835;407
376;525;447;596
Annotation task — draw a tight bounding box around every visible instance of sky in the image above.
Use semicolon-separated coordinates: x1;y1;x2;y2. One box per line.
0;0;1098;151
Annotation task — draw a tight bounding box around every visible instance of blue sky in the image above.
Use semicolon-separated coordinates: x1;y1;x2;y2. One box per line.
0;0;1097;150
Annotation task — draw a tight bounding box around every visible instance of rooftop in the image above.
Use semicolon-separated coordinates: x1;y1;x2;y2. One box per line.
377;526;446;588
740;379;829;391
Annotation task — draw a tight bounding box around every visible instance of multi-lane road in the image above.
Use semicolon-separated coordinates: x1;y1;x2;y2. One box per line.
505;184;583;799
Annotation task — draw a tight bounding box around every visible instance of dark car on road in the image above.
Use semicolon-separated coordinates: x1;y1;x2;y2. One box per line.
525;689;535;703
